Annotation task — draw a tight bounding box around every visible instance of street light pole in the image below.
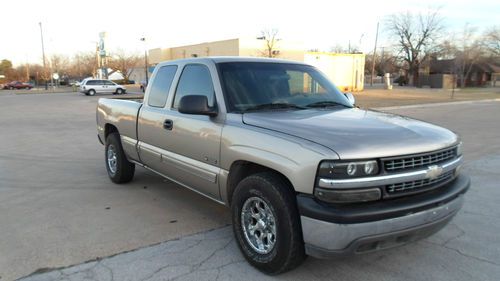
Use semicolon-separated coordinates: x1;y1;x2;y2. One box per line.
39;22;47;89
140;38;149;84
370;22;379;86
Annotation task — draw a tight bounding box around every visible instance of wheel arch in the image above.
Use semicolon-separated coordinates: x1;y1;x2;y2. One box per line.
226;160;296;206
104;123;119;139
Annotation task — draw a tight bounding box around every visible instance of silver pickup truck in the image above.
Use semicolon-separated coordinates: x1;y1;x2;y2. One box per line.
96;57;469;274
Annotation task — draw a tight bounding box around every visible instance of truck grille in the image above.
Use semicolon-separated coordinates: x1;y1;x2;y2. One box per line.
384;147;457;172
386;170;455;195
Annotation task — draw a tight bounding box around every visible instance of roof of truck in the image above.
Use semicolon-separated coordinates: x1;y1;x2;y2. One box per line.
157;56;308;66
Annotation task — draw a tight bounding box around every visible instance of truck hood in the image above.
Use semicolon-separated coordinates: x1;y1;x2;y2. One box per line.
242;108;458;159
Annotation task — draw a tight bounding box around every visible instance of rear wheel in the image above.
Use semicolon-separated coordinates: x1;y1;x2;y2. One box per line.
116;88;124;95
88;89;96;96
105;132;135;183
231;172;305;274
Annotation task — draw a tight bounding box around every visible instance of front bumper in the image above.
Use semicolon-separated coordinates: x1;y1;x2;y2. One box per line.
298;174;470;258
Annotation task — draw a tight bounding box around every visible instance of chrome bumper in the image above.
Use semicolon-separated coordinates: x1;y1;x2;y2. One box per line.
301;195;464;258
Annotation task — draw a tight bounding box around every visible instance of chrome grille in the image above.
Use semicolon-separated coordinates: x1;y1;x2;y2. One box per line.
386;170;455;195
384;147;457;172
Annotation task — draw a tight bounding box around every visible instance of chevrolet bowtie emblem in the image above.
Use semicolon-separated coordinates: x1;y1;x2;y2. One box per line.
426;165;444;180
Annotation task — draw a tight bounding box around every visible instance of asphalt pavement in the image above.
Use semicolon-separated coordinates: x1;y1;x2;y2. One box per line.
1;92;499;281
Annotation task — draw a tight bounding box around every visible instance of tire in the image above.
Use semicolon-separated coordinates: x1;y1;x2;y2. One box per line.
231;172;305;274
116;88;123;95
105;132;135;183
88;89;96;96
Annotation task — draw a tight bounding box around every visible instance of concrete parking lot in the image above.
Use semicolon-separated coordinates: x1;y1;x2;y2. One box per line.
1;91;499;281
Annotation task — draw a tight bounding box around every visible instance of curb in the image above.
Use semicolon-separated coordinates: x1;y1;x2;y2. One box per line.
375;98;500;110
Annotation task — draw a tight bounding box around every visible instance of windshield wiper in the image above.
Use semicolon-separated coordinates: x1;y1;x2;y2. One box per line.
243;103;306;112
305;101;349;108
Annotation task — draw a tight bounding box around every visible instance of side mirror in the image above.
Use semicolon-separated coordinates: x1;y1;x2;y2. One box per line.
178;95;217;117
344;93;355;105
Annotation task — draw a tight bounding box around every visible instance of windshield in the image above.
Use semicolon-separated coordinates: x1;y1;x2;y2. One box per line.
217;62;352;112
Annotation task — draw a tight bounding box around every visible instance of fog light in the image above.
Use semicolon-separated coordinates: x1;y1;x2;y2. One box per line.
314;187;381;203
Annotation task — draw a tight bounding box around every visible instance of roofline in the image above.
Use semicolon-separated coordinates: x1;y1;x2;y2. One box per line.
155;56;310;67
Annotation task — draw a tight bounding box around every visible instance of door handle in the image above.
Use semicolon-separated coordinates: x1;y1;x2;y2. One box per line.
163;119;173;130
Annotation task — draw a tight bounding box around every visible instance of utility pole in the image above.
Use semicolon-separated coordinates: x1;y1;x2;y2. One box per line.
39;22;54;90
39;22;48;89
370;22;379;86
140;37;149;84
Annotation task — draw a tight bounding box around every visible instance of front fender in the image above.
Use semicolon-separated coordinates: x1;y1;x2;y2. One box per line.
220;122;338;200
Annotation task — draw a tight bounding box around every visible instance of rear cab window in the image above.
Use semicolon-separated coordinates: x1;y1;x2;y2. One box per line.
148;65;178;108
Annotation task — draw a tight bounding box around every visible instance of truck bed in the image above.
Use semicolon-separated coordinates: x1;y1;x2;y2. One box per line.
96;98;143;157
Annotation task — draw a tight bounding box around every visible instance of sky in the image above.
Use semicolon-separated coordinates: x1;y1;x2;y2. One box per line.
1;0;498;66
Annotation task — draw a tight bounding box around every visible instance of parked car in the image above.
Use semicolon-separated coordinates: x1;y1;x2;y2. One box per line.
394;75;409;86
80;79;126;96
69;80;81;87
96;57;469;274
3;81;33;90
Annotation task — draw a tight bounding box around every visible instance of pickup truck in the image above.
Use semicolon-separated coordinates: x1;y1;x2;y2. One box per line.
96;57;469;274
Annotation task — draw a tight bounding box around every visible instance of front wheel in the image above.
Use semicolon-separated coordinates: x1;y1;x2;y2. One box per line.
231;172;305;274
105;132;135;183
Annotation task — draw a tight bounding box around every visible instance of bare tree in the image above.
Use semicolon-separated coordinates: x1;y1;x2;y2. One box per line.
50;54;70;75
107;49;141;82
258;29;281;58
483;26;500;57
365;51;401;76
329;45;344;53
386;9;444;85
454;25;484;87
77;51;99;79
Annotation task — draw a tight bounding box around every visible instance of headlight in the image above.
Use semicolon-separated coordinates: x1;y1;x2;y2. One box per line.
318;160;379;179
456;142;463;156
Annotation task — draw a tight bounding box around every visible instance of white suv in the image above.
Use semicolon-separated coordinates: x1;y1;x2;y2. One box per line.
80;79;126;96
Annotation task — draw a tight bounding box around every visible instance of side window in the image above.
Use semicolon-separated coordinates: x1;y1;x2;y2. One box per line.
148;65;178;108
98;80;106;85
104;80;114;85
173;64;214;108
87;80;96;85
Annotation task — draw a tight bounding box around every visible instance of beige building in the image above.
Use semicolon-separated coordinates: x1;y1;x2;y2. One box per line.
305;52;365;92
148;38;365;92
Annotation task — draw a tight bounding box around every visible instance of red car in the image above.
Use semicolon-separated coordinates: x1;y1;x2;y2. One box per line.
3;81;33;90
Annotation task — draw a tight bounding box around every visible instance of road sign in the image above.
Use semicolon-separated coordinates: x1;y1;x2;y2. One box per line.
52;73;59;80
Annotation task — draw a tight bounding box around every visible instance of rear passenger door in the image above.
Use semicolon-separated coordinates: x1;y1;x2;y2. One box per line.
137;65;179;175
104;80;117;92
94;80;106;93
